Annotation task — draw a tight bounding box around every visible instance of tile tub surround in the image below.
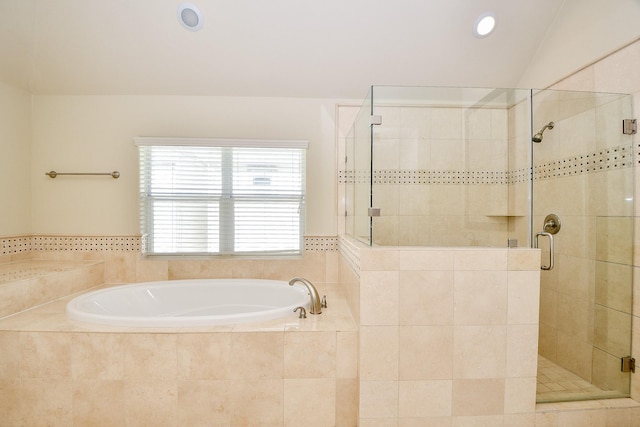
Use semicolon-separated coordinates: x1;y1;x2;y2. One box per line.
0;259;104;318
0;282;358;426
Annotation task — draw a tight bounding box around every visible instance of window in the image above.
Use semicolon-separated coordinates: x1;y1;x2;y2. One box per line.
135;137;307;257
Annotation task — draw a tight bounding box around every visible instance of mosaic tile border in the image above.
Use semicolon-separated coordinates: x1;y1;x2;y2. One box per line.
339;143;635;185
1;235;338;256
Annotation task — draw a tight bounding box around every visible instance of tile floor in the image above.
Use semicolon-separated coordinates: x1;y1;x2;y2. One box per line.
537;355;626;403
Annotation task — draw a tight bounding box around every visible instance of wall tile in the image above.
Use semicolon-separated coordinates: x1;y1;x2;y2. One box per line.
399;270;454;326
229;379;284;426
451;379;505;416
360;380;399;419
284;331;336;378
177;379;231;426
399;326;453;380
229;332;284;379
453;326;506;379
284;379;336;427
454;271;508;325
398;380;452;418
123;334;178;381
124;380;178;427
20;332;71;379
72;379;125;426
360;326;398;380
177;333;231;380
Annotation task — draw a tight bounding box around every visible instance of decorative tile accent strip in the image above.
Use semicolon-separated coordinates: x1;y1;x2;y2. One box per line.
0;236;32;256
32;235;141;252
304;236;338;252
1;235;337;255
339;143;634;184
534;143;633;180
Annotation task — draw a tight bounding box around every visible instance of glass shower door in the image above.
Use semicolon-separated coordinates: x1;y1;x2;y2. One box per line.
532;89;634;402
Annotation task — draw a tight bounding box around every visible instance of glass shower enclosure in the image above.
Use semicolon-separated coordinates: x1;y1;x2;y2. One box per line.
344;85;634;403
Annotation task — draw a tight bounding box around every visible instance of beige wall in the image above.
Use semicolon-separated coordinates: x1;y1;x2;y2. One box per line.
29;95;342;236
518;0;640;89
0;81;31;236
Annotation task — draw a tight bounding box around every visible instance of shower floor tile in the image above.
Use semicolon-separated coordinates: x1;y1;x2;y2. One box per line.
537;355;625;403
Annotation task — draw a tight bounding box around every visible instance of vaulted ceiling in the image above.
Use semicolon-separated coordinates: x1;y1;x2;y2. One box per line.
1;0;639;98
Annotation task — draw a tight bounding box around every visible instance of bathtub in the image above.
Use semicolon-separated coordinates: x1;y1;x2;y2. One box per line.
66;278;311;327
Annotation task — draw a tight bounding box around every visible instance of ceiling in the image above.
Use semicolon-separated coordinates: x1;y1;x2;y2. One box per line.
0;0;630;99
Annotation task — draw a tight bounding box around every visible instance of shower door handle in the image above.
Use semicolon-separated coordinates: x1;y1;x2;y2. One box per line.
534;232;554;270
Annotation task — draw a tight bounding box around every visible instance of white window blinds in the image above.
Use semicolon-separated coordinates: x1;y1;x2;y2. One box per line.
135;138;307;257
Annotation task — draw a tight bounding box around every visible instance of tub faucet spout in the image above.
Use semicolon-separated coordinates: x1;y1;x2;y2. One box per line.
289;277;323;314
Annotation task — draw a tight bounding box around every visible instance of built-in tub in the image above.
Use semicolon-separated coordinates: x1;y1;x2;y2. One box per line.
66;278;311;327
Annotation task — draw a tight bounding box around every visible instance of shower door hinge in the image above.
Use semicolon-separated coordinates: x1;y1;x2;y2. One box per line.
368;207;381;217
621;356;635;373
622;119;637;135
370;115;382;126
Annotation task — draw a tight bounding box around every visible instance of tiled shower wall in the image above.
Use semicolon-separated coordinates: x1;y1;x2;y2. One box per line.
342;105;514;247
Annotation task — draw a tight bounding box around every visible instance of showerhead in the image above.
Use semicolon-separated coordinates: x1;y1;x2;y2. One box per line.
532;121;555;143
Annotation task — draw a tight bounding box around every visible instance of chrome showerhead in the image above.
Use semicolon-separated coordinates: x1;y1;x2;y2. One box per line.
532;121;555;143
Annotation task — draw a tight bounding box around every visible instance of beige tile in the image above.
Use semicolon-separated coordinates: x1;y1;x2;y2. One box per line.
177;333;231;380
229;379;284;425
452;379;505;416
360;419;399;427
284;379;336;427
0;378;21;426
596;216;633;265
595;260;632;314
336;331;358;379
398;249;454;271
399;326;453;380
360;326;398;380
20;378;73;426
72;379;125;426
359;380;399;419
507;271;540;325
229;332;283;379
360;248;400;271
263;252;327;283
20;332;71;378
177;380;231;426
124;380;178;427
451;415;505;426
503;377;536;414
398;380;452;418
0;331;19;379
454;249;508;271
360;271;399;326
123;334;178;380
284;331;336;378
454;271;507;325
399;270;454;325
557;408;607;427
506;325;539;378
71;333;125;380
104;252;137;283
135;257;168;282
398;417;451;427
336;378;359;427
453;326;506;379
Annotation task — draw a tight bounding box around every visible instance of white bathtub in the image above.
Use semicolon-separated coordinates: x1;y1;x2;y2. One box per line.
66;279;310;327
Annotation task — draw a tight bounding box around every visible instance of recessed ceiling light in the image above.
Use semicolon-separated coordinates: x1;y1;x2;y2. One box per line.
473;12;496;38
177;3;203;32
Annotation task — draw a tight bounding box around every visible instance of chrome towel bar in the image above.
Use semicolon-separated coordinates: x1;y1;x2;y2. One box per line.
45;170;120;179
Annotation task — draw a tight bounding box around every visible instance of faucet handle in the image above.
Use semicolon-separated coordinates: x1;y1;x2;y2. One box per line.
293;306;307;319
321;295;327;308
